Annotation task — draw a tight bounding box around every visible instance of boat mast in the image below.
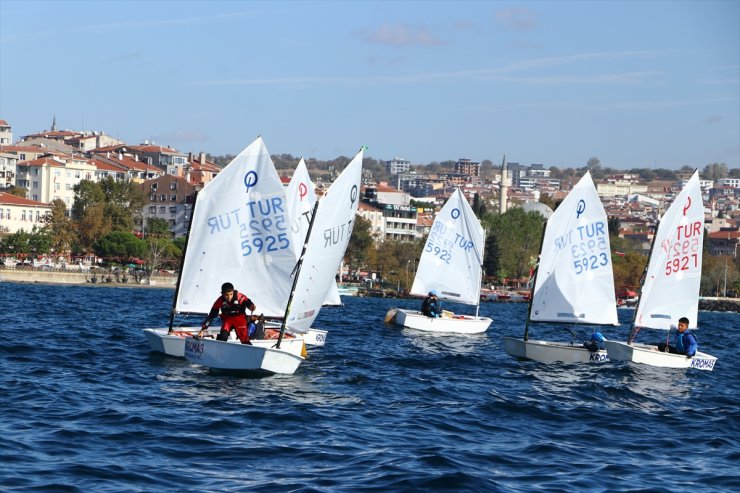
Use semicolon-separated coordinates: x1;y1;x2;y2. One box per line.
627;218;660;345
168;189;199;333
523;219;548;341
275;199;321;349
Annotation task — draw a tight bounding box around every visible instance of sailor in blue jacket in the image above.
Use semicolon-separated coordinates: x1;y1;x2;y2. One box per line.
658;317;698;357
421;290;442;318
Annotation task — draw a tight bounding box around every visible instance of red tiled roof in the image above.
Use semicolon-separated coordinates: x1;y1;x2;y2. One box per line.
19;156;65;167
707;230;740;240
0;119;8;126
0;192;48;207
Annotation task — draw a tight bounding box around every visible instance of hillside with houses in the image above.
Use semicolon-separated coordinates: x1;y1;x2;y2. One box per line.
0;118;738;297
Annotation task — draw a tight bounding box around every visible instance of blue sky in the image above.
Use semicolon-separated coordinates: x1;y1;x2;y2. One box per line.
1;0;738;170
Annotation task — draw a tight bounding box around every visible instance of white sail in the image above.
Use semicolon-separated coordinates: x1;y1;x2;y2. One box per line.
285;158;342;306
285;149;364;333
410;188;484;305
285;159;317;258
176;137;296;317
529;172;618;324
323;280;342;306
634;171;704;330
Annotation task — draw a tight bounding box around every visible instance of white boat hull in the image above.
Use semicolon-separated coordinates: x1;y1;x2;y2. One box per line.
604;340;717;371
185;337;305;375
393;309;491;334
143;327;306;359
303;328;328;346
502;337;609;363
143;327;210;357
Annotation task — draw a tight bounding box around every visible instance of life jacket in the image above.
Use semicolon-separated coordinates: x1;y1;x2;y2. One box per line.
220;291;249;317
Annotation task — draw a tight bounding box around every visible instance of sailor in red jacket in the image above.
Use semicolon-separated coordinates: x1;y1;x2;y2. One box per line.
197;282;256;344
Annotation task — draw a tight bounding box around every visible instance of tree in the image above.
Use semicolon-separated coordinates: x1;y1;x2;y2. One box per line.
702;163;729;181
607;216;621;236
43;199;76;260
98;177;145;232
472;193;487;218
146;217;171;237
4;186;28;198
483;234;500;277
483;208;544;279
27;225;52;257
345;216;373;279
93;231;146;260
539;193;557;211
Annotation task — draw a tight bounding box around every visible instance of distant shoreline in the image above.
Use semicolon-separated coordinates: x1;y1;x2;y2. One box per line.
0;269;176;289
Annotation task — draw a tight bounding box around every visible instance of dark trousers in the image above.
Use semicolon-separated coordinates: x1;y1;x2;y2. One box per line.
657;342;681;354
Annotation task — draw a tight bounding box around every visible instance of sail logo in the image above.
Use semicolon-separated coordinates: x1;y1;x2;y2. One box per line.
243;171;258;192
350;185;358;208
451;208;461;219
298;182;308;201
576;199;586;218
682;196;691;216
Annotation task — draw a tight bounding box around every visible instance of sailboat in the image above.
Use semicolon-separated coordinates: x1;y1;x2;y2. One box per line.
184;147;364;373
386;188;492;334
143;137;309;363
604;171;717;370
502;172;619;363
285;159;339;343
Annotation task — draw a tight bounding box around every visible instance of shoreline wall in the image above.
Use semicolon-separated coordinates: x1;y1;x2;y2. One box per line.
0;270;177;288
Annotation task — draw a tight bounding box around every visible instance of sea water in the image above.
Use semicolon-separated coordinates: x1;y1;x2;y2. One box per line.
1;282;738;492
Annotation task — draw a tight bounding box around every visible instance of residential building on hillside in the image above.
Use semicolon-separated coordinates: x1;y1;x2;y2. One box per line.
357;202;384;239
716;178;740;188
0;149;18;189
0;119;12;145
382;204;418;241
132;144;188;174
0;192;51;235
707;229;740;260
91;152;164;182
597;176;648;197
396;172;445;197
139;175;196;237
16;154;96;208
0;144;59;163
189;152;221;187
455;158;480;177
363;183;410;206
385;157;411;175
16;137;75;155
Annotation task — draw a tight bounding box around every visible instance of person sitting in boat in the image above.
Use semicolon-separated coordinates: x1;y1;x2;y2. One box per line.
582;331;606;352
421;290;442;318
197;282;256;344
657;317;697;358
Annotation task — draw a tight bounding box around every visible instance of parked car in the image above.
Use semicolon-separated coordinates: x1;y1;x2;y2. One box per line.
38;264;54;271
16;262;33;269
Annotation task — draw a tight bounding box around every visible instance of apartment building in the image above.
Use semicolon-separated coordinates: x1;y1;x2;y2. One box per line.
140;174;196;237
0;192;51;234
0;119;12;145
16;153;96;208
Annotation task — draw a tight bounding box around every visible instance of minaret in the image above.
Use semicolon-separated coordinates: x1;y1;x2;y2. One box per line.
499;154;508;214
51;115;57;132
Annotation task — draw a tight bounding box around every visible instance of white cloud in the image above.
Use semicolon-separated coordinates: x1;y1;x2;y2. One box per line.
359;24;445;47
495;8;538;31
